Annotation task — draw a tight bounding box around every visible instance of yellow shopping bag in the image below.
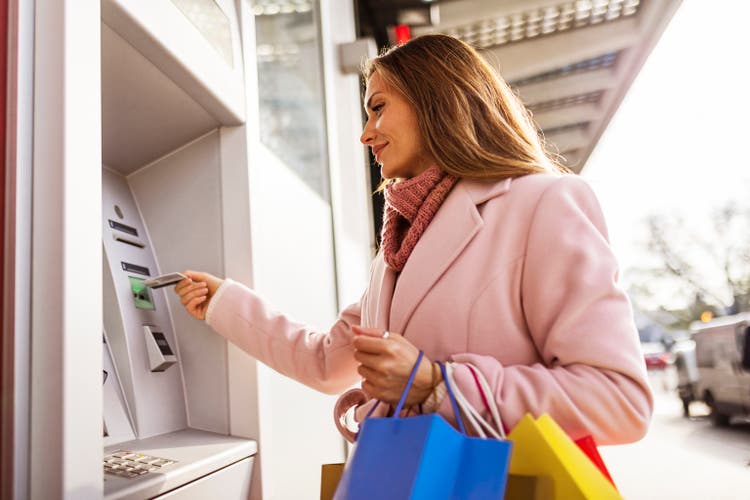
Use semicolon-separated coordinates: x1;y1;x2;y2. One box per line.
506;414;622;500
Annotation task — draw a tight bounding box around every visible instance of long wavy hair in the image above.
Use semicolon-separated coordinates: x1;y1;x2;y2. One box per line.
362;34;567;182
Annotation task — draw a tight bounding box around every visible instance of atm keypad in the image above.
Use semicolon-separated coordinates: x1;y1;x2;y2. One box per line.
104;450;176;478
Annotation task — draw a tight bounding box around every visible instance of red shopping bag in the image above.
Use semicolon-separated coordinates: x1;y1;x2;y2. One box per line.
574;435;617;489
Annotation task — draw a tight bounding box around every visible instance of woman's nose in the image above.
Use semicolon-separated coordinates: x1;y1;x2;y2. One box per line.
360;120;375;145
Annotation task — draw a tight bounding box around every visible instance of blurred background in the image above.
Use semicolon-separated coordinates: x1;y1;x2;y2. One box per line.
581;2;750;498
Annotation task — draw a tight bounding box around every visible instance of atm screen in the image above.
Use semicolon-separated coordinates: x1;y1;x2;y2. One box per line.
129;276;155;310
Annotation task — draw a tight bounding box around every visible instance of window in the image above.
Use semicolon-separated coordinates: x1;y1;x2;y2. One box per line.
252;0;330;200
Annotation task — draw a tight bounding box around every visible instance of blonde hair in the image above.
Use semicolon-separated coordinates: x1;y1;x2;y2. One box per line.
362;34;567;183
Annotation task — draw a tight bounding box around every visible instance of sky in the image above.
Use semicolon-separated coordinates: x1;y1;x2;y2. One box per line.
580;0;750;308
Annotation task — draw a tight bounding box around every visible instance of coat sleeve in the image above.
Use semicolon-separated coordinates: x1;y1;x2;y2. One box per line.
205;279;362;394
440;175;653;445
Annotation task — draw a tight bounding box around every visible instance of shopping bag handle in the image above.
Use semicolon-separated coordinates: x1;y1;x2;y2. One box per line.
363;352;467;435
438;361;467;435
392;350;425;417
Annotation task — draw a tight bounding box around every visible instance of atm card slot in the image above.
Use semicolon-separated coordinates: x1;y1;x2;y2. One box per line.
121;262;150;276
113;233;146;248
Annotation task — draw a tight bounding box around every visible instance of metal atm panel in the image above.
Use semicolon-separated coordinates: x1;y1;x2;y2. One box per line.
101;169;255;499
102;168;187;439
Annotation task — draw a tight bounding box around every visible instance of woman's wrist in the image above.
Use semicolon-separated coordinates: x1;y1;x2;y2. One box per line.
410;357;441;405
204;279;230;324
431;361;443;388
415;362;446;410
422;380;447;413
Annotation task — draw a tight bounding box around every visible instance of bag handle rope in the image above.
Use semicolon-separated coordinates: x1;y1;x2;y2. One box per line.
362;352;468;437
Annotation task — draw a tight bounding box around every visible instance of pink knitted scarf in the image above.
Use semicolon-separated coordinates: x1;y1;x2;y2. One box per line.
381;165;458;272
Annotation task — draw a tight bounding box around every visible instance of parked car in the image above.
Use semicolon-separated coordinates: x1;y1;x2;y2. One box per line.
643;348;672;370
692;313;750;426
639;324;673;370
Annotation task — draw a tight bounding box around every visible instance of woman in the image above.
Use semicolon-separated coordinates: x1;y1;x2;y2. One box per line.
176;34;652;445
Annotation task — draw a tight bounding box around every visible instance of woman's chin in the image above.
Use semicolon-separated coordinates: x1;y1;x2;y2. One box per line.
380;165;406;180
380;165;395;180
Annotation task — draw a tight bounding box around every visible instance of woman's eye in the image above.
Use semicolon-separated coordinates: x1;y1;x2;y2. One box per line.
372;104;384;113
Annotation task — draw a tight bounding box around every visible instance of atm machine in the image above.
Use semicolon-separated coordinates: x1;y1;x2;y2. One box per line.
98;1;259;497
4;0;371;498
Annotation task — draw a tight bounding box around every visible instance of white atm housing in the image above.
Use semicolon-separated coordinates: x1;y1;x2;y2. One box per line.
6;0;373;499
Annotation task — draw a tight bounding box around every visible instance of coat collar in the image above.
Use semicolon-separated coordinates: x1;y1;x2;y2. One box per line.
387;176;513;334
460;177;512;204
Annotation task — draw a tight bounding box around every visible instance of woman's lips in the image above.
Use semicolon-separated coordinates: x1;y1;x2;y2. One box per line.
372;143;387;162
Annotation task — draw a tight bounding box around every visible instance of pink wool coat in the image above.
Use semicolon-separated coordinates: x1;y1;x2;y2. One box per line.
206;173;653;445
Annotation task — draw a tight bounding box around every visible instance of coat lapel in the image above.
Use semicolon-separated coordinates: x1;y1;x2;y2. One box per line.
388;178;511;334
365;254;398;329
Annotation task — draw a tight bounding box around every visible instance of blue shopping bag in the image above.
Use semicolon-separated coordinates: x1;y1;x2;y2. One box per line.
334;353;512;500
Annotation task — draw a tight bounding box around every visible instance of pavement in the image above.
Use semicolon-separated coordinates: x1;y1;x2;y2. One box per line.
599;369;750;499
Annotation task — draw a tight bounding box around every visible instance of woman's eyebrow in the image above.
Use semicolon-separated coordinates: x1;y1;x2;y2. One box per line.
365;91;383;111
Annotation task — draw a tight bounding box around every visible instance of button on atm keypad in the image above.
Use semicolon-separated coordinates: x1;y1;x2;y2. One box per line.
103;450;177;479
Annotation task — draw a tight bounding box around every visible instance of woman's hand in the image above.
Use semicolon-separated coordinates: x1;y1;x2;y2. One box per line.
352;326;438;407
174;270;224;320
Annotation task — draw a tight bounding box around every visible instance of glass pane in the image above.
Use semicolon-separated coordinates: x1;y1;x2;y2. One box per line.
252;0;330;200
172;0;234;68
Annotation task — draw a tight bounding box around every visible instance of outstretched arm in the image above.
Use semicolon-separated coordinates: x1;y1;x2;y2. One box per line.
177;274;363;394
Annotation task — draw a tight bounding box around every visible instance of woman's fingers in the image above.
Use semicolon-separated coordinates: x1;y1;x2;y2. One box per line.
179;285;208;306
353;349;379;365
175;280;205;295
351;325;385;337
354;350;397;376
176;271;211;293
183;270;223;295
352;335;388;354
179;288;207;306
357;364;384;382
352;328;404;353
360;379;379;399
351;326;434;406
175;279;206;296
182;269;208;282
186;295;207;310
186;295;208;319
174;277;193;294
173;270;223;321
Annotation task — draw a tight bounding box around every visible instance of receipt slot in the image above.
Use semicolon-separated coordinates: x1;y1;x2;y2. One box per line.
143;326;176;372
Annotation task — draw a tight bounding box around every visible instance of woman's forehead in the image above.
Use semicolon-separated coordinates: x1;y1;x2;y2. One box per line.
365;71;385;98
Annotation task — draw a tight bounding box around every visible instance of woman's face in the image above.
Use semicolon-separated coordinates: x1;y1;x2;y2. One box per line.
360;71;436;179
